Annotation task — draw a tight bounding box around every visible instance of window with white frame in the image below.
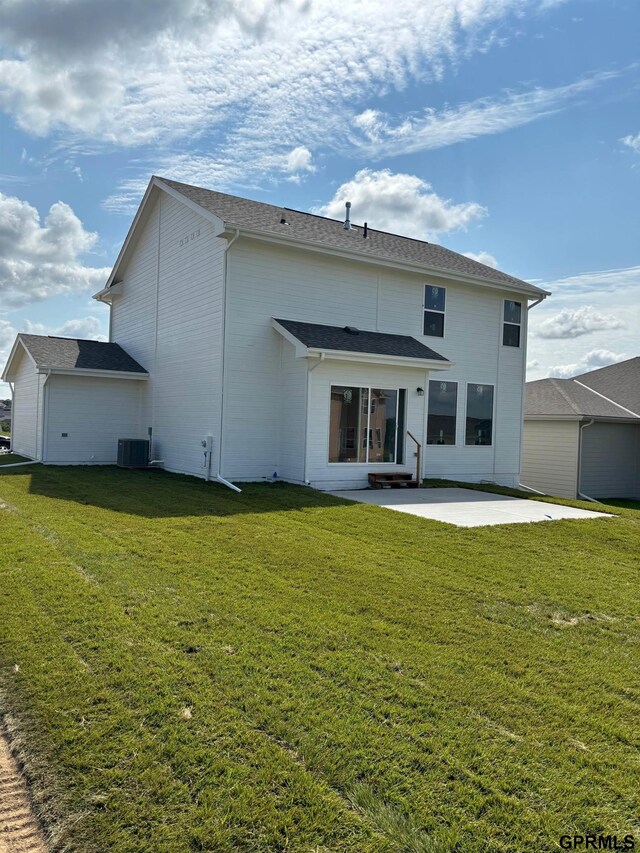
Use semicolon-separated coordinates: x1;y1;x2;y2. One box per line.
503;299;522;347
329;386;406;464
465;383;494;446
423;285;445;337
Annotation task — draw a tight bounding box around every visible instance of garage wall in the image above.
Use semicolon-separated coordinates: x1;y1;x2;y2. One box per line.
11;349;42;460
45;375;145;463
521;419;579;498
580;422;640;499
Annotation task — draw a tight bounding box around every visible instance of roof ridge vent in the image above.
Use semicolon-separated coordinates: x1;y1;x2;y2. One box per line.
343;201;351;230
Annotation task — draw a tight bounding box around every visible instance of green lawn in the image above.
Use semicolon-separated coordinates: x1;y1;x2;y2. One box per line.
0;467;638;852
0;453;29;465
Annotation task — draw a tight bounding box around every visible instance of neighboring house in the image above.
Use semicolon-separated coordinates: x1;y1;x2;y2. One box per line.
2;176;549;490
522;358;640;500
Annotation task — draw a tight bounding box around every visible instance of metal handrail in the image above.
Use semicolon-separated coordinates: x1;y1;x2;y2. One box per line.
406;431;422;487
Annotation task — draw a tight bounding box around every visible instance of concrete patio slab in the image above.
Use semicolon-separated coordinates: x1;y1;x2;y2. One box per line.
328;487;611;527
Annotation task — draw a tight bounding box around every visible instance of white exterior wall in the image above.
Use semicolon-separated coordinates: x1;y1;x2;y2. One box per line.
110;192;225;477
277;338;308;483
11;349;43;460
521;419;580;498
306;360;425;490
222;239;527;487
581;422;640;499
44;376;144;464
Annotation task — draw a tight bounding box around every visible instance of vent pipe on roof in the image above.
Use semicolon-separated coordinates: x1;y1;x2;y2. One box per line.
363;222;368;239
343;201;351;230
279;209;288;225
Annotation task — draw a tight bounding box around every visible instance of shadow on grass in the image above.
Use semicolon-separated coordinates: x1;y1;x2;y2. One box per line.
0;464;352;518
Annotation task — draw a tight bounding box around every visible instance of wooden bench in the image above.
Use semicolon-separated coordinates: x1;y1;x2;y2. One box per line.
368;472;419;489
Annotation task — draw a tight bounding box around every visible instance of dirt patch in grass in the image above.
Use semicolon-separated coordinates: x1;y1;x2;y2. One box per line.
0;727;47;853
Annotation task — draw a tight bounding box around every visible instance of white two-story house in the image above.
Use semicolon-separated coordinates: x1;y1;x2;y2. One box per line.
2;176;548;490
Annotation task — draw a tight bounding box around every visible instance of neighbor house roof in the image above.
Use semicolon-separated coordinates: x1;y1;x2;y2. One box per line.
572;357;640;416
525;360;640;421
273;318;449;363
14;335;147;375
147;177;547;299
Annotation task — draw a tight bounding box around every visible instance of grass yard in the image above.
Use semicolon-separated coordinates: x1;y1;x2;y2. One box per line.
0;466;638;852
0;453;29;465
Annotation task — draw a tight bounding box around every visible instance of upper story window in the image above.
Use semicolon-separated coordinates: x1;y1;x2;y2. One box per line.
503;299;522;347
424;285;445;337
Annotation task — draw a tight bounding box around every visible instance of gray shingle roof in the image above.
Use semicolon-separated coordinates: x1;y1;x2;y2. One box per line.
19;335;147;374
573;357;640;416
274;319;449;362
525;377;639;420
158;177;546;297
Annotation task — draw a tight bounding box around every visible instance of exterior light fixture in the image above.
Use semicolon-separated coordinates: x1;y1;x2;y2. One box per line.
416;387;425;396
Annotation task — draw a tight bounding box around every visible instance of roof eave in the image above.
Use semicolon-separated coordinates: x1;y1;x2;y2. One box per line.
35;367;149;380
224;224;549;299
1;336;37;383
304;348;453;371
524;413;640;423
93;176;225;300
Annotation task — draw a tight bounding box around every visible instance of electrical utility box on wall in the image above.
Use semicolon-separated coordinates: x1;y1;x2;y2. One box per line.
117;439;149;468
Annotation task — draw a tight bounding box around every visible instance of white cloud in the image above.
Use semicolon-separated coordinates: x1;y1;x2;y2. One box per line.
463;250;497;268
1;0;592;205
348;71;620;158
285;146;315;174
547;349;628;379
526;265;640;382
534;305;625;339
0;192;111;307
537;265;640;295
315;169;486;239
22;316;107;341
0;314;107;395
621;132;640;154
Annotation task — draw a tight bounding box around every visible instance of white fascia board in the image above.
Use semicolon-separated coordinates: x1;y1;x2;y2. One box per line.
1;337;37;382
305;349;453;371
224;226;550;300
93;177;226;302
153;178;225;233
271;319;309;357
36;367;149;381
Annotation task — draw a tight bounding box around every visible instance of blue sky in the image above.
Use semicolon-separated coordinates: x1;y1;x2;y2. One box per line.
1;0;639;396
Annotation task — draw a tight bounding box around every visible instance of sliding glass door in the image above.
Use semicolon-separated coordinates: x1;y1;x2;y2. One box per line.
329;386;405;464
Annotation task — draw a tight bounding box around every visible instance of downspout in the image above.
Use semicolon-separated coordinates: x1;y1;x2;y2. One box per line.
40;369;52;463
303;353;325;485
517;295;546;488
216;228;241;493
577;418;598;502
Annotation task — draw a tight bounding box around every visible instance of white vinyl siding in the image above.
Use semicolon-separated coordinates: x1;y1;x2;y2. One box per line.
581;422;640;499
11;349;42;460
277;336;308;483
45;376;144;464
307;361;423;490
521;419;579;498
222;239;527;488
110;191;225;477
